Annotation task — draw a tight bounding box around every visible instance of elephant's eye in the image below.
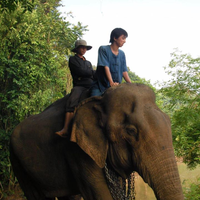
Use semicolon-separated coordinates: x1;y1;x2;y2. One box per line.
126;126;137;136
126;126;138;141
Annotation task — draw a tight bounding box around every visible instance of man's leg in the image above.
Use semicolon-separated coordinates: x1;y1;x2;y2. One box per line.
55;112;74;137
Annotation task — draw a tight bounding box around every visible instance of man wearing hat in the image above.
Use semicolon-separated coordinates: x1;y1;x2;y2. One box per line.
56;39;95;137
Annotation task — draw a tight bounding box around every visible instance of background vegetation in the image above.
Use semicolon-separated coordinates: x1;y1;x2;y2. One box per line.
157;50;200;199
0;0;199;199
0;0;86;197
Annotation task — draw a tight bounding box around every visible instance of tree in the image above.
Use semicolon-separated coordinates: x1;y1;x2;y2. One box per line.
127;67;152;85
0;0;34;12
0;0;87;196
159;49;200;168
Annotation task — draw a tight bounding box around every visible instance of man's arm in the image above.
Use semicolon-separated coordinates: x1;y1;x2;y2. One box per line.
69;57;93;77
105;66;119;86
123;71;131;83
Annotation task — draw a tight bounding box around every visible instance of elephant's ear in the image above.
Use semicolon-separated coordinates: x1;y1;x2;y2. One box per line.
70;96;108;168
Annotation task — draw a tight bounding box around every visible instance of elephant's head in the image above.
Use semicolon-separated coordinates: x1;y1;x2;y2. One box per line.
70;83;183;200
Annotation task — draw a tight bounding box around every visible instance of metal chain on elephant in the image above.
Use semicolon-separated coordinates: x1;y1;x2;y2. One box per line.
128;173;136;200
104;163;136;200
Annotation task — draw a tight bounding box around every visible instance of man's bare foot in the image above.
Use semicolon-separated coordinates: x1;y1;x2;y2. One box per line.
55;129;68;138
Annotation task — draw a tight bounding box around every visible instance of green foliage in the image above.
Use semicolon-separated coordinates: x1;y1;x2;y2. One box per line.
0;0;34;12
0;130;12;192
183;177;200;200
158;49;200;168
0;0;87;197
127;67;152;86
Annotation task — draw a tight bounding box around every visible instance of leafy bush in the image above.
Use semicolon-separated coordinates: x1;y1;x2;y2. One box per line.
183;177;200;200
0;0;87;197
158;49;200;168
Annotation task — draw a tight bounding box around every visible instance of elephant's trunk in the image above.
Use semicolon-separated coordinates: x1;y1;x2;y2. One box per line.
137;148;184;200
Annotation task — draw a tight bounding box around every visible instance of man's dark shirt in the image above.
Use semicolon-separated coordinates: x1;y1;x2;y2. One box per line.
69;54;95;88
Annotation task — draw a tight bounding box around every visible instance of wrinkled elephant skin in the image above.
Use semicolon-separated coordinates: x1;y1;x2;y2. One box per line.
10;83;184;200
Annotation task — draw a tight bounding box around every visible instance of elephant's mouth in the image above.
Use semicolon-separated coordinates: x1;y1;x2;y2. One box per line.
107;143;133;179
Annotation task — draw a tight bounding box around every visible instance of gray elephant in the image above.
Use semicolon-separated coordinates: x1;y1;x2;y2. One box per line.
10;83;184;200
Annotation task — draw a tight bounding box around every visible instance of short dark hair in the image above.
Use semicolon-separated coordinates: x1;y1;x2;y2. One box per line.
109;28;128;43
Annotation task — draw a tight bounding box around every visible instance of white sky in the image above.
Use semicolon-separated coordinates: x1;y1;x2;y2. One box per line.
58;0;200;85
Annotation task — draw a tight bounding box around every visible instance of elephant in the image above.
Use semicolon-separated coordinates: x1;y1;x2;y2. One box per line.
10;83;184;200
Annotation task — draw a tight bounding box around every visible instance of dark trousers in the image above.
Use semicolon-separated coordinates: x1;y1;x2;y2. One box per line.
66;86;89;112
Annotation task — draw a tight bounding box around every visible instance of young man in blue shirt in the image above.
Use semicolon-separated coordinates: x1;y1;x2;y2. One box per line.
91;28;131;96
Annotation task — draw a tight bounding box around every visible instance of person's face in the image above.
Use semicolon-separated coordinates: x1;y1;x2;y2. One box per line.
114;35;127;47
76;46;87;56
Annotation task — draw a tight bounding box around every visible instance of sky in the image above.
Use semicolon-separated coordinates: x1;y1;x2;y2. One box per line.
58;0;200;85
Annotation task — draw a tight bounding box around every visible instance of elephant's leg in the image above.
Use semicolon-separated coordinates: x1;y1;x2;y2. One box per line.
10;146;48;200
68;144;113;200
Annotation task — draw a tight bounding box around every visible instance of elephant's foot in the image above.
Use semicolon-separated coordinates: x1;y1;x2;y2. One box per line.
55;129;68;138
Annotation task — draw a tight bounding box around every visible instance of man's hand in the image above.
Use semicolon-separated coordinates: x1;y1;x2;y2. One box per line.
110;81;119;87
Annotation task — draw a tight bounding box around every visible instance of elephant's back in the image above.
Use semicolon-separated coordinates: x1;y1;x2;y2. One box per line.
14;95;69;135
10;94;79;197
10;94;70;163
